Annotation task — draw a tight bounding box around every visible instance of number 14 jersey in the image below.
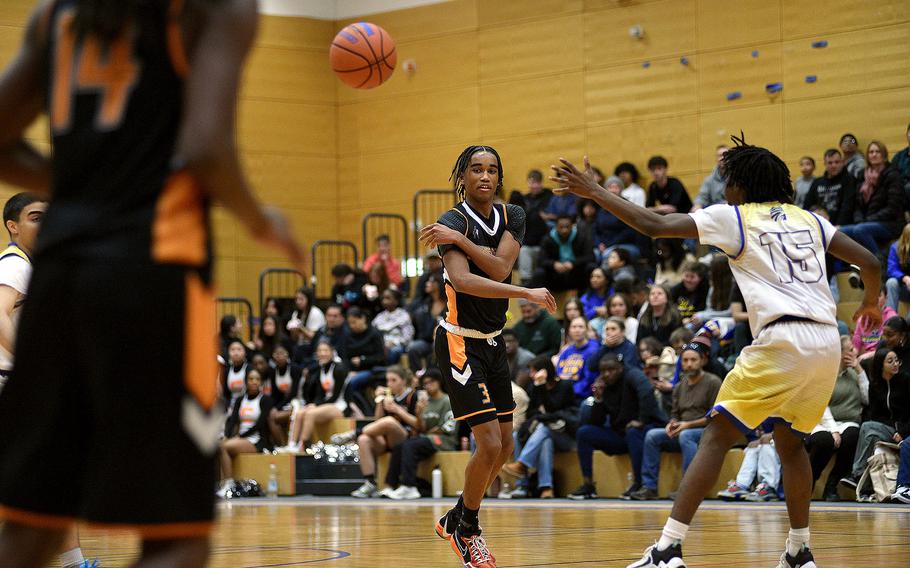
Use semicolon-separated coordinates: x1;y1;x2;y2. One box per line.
690;202;838;336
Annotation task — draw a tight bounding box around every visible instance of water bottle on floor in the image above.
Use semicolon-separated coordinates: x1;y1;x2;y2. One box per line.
432;465;443;499
267;462;279;498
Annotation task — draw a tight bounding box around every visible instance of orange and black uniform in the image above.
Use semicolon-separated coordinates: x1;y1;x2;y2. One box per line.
434;201;525;427
0;0;218;538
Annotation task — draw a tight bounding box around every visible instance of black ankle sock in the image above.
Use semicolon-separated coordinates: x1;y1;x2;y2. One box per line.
365;474;375;484
460;506;479;530
454;495;465;514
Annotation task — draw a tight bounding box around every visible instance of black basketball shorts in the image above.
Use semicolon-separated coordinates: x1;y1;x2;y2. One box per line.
0;259;220;538
434;326;515;427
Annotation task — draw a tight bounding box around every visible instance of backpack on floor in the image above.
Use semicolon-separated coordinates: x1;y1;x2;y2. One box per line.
856;441;900;502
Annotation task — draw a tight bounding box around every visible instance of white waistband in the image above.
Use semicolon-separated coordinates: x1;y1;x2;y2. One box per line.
439;320;503;340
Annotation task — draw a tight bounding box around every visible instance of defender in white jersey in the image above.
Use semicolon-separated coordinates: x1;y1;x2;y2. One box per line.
552;138;880;568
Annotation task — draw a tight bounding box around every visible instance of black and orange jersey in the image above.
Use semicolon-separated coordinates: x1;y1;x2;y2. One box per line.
438;201;525;334
37;0;208;270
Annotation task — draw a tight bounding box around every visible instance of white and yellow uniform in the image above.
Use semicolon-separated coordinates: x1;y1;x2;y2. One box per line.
0;244;31;374
690;202;841;435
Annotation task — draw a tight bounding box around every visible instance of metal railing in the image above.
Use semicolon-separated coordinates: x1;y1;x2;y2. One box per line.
412;188;455;257
258;268;307;320
310;240;359;300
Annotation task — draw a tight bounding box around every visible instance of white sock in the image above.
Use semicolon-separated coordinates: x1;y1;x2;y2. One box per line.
60;547;84;567
657;518;688;550
787;527;810;556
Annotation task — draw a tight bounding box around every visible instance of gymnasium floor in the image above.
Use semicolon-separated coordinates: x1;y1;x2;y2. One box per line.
78;498;909;566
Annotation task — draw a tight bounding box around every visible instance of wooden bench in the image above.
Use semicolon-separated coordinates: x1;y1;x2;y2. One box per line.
233;453;296;496
312;417;356;444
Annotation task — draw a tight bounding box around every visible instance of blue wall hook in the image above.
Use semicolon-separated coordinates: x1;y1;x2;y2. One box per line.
766;82;783;94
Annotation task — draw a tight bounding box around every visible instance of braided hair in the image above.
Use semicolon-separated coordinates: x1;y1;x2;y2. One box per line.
721;132;794;204
449;145;504;202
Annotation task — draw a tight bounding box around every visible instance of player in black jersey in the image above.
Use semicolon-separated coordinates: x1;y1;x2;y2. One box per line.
420;145;555;567
0;1;302;567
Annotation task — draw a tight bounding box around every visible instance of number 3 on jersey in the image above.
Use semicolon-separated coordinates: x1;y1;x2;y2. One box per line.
478;383;491;405
758;230;823;284
51;10;141;134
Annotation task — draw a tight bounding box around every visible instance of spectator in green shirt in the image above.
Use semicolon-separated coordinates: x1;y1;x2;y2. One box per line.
513;299;563;358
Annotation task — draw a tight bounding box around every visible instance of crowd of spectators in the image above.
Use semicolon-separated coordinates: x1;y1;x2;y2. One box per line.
215;126;910;501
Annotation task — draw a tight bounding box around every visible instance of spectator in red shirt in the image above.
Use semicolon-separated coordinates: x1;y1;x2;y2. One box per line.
363;234;402;286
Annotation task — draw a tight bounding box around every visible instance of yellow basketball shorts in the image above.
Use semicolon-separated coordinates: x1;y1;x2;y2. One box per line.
711;319;841;437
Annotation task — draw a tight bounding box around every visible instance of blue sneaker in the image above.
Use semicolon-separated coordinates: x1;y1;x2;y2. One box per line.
78;561;100;568
717;480;749;501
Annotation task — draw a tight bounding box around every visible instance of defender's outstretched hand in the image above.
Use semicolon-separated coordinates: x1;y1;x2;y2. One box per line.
525;287;557;314
549;156;601;199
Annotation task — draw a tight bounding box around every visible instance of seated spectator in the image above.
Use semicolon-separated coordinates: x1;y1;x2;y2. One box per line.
602;248;636;290
341;307;386;413
880;316;910;369
631;343;721;499
671;261;709;324
221;339;249;411
690;255;734;327
669;327;695;356
615;161;646;207
839;141;904;256
300;303;349;368
331;263;368;311
841;347;910;494
286;287;325;352
646;156;692;215
263;297;282;321
692;145;728;210
580;267;609;321
266;345;304;447
794;156;817;208
716;428;780;502
890;440;910;503
807;339;866;500
219;315;246;361
217;369;275;497
412;250;443;304
652;238;692;286
501;356;578;498
575;198;599;250
384;369;457;500
840;133;866;178
637;337;664;365
593;293;638;343
351;366;419;498
853;288;895;358
648;347;679;416
254;315;291;360
280;341;348;452
637;283;682;346
542;184;578;226
893;123;910;194
594;177;640;259
561;298;584;346
517;170;553;285
586;317;640;378
250;352;275;398
407;272;446;372
568;355;668;500
504;328;534;388
513;299;562;358
535;215;594;293
804;149;856;226
557;316;600;398
688;335;728;382
371;289;414;364
362;261;396;317
886;224;910;315
363;234;403;286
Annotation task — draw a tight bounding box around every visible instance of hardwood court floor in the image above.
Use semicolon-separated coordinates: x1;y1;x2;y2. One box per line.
76;498;909;567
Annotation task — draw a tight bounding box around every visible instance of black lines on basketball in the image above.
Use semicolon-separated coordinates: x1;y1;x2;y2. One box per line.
330;23;396;89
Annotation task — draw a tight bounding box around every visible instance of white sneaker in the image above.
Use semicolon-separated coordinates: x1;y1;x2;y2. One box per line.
378;486;396;499
351;480;379;498
891;485;910;504
216;479;234;499
275;443;300;454
390;485;421;500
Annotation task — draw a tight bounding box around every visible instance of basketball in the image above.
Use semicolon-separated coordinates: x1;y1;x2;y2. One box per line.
330;22;397;89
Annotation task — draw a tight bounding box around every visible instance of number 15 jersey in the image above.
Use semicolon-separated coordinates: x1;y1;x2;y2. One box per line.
690;202;838;336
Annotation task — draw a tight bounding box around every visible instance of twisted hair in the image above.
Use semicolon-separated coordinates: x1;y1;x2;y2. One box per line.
449;145;504;201
721;132;794;204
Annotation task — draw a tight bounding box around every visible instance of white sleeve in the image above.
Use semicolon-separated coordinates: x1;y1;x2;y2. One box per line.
306;306;326;332
0;256;30;294
809;211;837;250
689;204;744;258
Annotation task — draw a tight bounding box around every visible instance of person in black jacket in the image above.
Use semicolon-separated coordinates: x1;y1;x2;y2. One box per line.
279;341;349;453
839;141;905;256
841;347;910;491
406;271;446;372
533;215;595;292
568;355;668;499
517;170;554;285
267;345;304;446
341;307;386;408
803;149;856;226
217;369;275;497
500;356;578;498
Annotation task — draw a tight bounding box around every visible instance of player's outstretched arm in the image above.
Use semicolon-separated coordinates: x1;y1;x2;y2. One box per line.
0;2;52;196
550;157;698;240
444;249;556;313
828;231;882;326
173;0;304;271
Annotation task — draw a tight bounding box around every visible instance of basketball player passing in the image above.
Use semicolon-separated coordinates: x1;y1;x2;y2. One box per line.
0;1;303;567
552;146;879;568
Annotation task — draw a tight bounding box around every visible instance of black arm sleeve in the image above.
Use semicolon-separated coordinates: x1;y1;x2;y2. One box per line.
505;204;526;245
436;208;468;258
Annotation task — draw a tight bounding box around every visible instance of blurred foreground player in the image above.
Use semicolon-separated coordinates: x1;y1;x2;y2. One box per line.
552;137;880;568
0;1;303;567
420;145;555;567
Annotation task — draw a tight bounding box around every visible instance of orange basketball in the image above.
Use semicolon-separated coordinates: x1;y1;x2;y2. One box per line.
330;22;397;89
